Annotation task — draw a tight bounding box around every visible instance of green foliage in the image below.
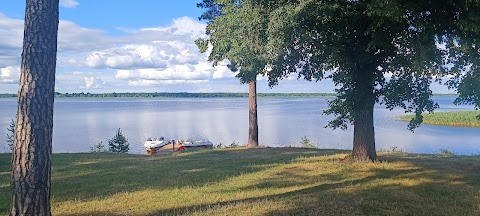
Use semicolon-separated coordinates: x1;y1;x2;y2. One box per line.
90;141;106;153
228;141;240;148
299;136;316;148
440;149;455;156
108;128;129;153
5;119;15;150
266;0;447;131
196;0;274;83
453;73;480;120
433;2;480;118
196;0;223;23
214;143;223;148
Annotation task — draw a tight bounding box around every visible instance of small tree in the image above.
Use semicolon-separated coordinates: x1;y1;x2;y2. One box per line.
108;128;129;153
90;141;106;153
300;136;316;149
5;119;15;150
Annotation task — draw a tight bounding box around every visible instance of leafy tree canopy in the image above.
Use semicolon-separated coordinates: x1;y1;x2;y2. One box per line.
196;0;276;83
265;0;474;130
442;1;480;113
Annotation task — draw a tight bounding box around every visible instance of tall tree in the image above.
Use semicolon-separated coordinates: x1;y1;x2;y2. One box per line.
266;0;449;161
196;0;271;147
11;0;59;215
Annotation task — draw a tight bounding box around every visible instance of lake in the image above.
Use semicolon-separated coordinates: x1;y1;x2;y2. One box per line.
0;97;478;154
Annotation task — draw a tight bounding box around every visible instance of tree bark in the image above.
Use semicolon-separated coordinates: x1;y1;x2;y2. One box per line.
10;0;59;215
247;80;259;147
352;103;377;162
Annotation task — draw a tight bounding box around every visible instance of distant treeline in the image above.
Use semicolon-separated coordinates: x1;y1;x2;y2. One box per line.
0;92;336;98
0;94;16;98
0;92;458;98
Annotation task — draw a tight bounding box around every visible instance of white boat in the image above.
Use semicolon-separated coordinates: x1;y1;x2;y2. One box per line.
144;137;167;149
179;139;213;148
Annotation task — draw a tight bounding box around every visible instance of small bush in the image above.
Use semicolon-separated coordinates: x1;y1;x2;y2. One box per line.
440;148;454;156
108;128;129;153
5;119;15;150
90;141;106;152
389;146;399;152
228;141;240;148
300;136;316;148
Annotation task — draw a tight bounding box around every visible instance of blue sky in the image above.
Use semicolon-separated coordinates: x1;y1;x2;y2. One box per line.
0;0;450;93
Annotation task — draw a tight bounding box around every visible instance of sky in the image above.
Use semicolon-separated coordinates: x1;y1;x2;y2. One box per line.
0;0;451;94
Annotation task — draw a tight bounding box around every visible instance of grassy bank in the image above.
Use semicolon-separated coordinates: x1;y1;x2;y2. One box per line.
1;148;480;215
400;111;480;127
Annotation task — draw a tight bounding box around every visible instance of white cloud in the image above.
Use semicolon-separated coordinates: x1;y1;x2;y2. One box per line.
58;20;111;52
75;17;241;85
2;13;323;93
128;79;209;86
80;17;207;71
0;66;20;84
116;65;211;81
60;0;79;8
0;13;111;68
84;76;105;89
0;13;23;67
139;17;206;40
56;71;111;91
85;44;170;69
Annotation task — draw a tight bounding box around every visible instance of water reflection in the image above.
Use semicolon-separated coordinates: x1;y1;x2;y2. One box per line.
0;97;478;154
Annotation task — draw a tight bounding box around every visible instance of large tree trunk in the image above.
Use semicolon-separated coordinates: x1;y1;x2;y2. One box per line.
10;0;59;215
247;80;259;147
352;103;377;162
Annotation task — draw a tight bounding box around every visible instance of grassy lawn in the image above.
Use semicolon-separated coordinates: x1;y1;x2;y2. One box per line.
1;148;480;215
399;111;480;127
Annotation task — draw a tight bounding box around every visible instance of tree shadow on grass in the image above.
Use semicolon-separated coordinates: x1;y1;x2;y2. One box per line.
49;148;343;202
4;150;479;215
57;152;480;216
159;158;479;215
64;165;472;215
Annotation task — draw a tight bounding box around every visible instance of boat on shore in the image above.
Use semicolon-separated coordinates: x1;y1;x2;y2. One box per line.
178;139;213;149
144;137;168;149
144;137;213;154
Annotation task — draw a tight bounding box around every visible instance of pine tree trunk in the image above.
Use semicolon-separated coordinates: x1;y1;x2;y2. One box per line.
10;0;59;215
352;104;377;162
247;80;259;147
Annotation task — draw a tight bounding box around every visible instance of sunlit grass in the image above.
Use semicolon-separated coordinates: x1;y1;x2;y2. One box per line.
1;148;480;215
399;111;480;127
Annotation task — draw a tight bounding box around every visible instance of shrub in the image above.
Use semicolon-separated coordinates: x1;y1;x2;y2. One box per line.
108;128;129;153
228;141;240;148
5;119;15;150
440;148;454;156
90;141;106;152
300;136;316;148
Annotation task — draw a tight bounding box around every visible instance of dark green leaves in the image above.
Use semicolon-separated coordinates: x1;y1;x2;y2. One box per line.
196;0;271;83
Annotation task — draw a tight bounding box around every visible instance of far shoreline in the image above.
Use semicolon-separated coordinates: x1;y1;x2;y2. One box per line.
0;92;459;99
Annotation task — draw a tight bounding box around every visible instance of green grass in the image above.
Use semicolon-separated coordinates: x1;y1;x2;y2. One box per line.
400;111;480;127
1;148;480;215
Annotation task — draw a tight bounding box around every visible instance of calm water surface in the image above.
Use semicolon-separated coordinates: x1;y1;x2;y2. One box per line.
0;97;478;154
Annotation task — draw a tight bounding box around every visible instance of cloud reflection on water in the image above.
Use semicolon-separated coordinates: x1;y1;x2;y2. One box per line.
0;97;478;155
